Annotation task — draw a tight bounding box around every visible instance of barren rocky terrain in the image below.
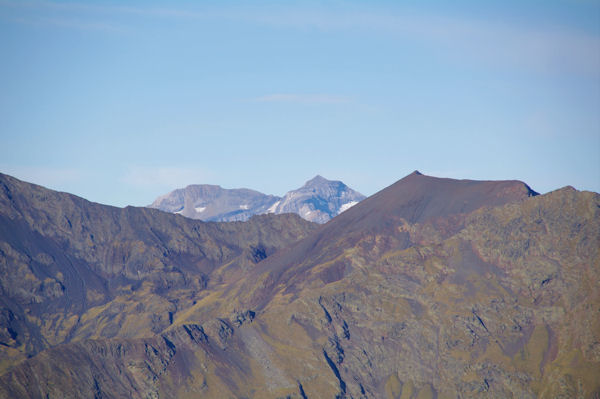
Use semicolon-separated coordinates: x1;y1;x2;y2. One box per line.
0;171;598;398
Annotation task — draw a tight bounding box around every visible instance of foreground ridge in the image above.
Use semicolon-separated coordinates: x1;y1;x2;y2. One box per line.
0;171;598;398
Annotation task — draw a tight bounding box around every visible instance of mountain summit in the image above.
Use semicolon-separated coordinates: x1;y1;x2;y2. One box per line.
149;176;366;223
266;175;366;223
234;171;542;308
148;185;279;222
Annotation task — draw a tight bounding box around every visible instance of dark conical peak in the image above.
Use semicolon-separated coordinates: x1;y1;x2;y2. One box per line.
398;170;427;182
302;171;541;235
402;170;426;179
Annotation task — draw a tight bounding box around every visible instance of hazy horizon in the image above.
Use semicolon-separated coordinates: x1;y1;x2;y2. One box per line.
1;0;599;207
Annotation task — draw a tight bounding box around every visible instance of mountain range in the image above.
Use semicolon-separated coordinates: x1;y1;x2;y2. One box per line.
148;175;366;224
0;171;598;398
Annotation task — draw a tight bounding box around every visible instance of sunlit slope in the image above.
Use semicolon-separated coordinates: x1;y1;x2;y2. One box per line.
174;174;599;398
1;172;598;398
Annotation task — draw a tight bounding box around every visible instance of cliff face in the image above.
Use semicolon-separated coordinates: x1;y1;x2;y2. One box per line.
1;172;598;399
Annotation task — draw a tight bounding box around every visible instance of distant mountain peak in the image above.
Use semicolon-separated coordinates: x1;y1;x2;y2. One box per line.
149;176;366;223
148;184;280;222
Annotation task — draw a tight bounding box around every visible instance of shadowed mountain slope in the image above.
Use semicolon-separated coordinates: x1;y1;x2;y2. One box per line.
0;173;317;374
1;172;598;399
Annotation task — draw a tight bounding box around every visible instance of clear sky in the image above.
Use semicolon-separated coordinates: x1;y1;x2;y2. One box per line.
1;0;599;207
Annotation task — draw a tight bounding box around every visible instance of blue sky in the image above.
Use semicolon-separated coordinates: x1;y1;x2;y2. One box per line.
1;0;599;207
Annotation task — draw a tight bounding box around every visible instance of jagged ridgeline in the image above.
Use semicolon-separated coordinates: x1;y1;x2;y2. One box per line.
0;171;599;398
148;175;366;224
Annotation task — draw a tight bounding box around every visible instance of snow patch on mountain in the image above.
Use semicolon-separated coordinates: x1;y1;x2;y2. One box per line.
338;201;359;214
267;200;281;214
